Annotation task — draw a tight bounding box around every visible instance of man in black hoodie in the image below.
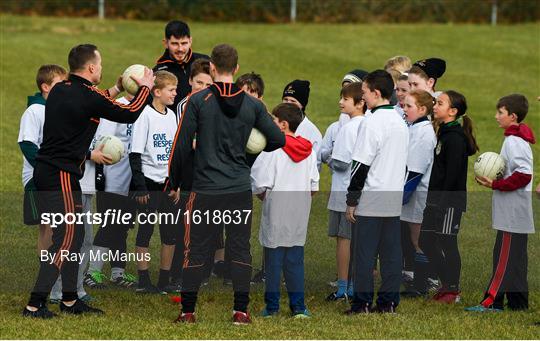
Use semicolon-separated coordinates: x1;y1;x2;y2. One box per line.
153;20;209;110
169;44;285;324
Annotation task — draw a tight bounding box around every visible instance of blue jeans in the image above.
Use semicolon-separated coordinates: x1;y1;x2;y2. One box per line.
264;246;305;313
351;216;402;309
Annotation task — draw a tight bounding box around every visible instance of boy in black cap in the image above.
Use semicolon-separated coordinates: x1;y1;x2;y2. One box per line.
282;80;322;170
408;58;446;97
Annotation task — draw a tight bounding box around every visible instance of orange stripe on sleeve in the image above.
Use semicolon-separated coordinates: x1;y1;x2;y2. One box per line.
85;85;149;112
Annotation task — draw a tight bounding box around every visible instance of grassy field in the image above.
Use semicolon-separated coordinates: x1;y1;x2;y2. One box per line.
1;15;539;339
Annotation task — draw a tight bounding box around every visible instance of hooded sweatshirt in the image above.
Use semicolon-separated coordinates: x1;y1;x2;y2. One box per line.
492;124;535;191
492;123;535;233
169;82;285;194
283;135;312;162
426;120;477;211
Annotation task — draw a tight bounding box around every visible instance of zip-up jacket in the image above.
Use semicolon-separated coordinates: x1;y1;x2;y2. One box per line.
168;82;285;194
36;74;151;178
426;121;476;211
153;49;209;110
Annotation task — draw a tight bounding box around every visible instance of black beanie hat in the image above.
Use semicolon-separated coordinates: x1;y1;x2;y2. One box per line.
282;80;310;110
413;58;446;79
342;69;368;84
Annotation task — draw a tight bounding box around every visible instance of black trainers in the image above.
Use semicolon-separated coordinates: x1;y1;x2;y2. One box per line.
326;291;348;302
251;269;265;284
158;284;180;295
344;304;372;316
374;302;397;313
22;304;57;319
201;277;209;287
60;299;104;315
169;278;183;292
212;261;225;278
136;283;160;294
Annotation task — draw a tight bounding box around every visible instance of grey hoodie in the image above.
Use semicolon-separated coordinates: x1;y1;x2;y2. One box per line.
168;82;285;194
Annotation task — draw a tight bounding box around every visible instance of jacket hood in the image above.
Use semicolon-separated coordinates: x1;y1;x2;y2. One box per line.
27;92;46;107
439;121;476;156
155;48;193;65
504;123;536;144
282;135;312;163
209;82;245;118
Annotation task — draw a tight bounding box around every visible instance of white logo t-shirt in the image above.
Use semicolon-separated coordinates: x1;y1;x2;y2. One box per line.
131;104;178;184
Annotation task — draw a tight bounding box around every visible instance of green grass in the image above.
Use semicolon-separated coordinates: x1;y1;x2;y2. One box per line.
1;15;540;339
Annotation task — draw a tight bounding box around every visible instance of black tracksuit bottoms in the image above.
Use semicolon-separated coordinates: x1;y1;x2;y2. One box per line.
181;191;253;313
29;162;84;307
481;230;528;310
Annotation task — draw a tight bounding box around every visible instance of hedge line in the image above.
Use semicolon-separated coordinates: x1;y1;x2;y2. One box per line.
1;0;538;23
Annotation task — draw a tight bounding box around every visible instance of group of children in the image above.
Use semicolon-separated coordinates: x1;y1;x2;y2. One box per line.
18;22;536;321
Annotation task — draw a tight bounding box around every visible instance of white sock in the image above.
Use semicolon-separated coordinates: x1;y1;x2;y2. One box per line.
86;246;109;273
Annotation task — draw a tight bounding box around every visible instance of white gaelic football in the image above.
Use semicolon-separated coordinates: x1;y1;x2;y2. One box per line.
95;135;124;164
246;128;267;154
122;64;146;95
474;151;506;180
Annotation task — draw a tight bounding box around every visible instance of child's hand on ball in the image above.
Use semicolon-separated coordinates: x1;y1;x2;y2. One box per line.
90;144;113;165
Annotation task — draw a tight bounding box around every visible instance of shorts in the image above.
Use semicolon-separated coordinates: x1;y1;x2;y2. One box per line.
328;210;351;239
23;179;40;226
421;205;463;235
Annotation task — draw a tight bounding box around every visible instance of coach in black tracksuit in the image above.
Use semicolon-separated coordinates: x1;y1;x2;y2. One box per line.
153;20;209;110
168;44;284;322
153;21;209;286
23;44;153;318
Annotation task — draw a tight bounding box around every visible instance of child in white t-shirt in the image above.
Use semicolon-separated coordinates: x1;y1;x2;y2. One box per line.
251;103;319;318
467;94;535;312
130;71;179;294
399;90;436;286
84;94;139;290
18;65;66;244
326;82;366;301
345;70;409;313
